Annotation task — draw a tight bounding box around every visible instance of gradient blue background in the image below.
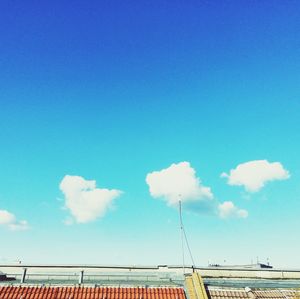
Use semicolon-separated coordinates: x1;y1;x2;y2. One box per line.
0;1;300;267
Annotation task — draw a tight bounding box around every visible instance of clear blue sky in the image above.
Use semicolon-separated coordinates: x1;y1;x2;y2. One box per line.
0;1;300;268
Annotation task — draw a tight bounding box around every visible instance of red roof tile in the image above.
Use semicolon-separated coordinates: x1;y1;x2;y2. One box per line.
209;289;249;298
207;288;300;299
0;286;185;299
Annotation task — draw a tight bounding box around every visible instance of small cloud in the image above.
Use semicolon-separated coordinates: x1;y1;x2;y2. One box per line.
218;201;248;219
59;175;122;223
221;160;289;192
63;217;74;226
0;210;29;231
0;210;15;225
146;162;213;211
183;199;216;215
8;220;29;231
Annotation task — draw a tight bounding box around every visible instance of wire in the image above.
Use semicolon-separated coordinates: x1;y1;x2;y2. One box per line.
182;221;196;267
179;200;185;273
178;199;196;270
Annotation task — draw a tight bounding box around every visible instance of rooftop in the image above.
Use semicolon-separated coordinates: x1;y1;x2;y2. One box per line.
0;265;300;299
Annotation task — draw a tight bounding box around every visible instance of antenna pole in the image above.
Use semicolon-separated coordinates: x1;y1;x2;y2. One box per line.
179;199;185;274
178;197;196;270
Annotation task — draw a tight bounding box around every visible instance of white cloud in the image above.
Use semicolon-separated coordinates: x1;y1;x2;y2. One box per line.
63;217;74;226
0;210;15;225
0;210;29;231
218;201;248;219
146;162;213;207
146;162;248;220
8;220;29;231
221;160;290;192
59;175;122;223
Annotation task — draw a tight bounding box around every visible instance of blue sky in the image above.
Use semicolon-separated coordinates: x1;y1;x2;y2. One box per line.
0;1;300;268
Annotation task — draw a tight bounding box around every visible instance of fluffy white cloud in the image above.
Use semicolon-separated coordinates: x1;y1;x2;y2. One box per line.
59;175;122;223
146;162;248;220
218;201;248;219
221;160;290;192
0;210;29;231
146;162;213;207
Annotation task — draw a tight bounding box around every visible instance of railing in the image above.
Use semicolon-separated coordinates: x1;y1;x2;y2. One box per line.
1;272;184;286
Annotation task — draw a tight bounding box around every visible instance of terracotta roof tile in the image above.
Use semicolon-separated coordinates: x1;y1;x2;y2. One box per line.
208;289;248;299
207;288;300;299
0;286;185;299
253;290;287;299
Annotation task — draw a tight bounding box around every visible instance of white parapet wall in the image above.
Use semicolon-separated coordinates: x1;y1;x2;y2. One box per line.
197;268;300;279
1;264;300;281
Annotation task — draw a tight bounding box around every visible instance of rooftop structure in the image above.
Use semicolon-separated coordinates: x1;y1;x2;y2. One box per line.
0;265;300;299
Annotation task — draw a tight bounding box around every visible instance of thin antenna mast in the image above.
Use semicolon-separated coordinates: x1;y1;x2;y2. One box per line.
179;199;185;273
178;197;196;272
